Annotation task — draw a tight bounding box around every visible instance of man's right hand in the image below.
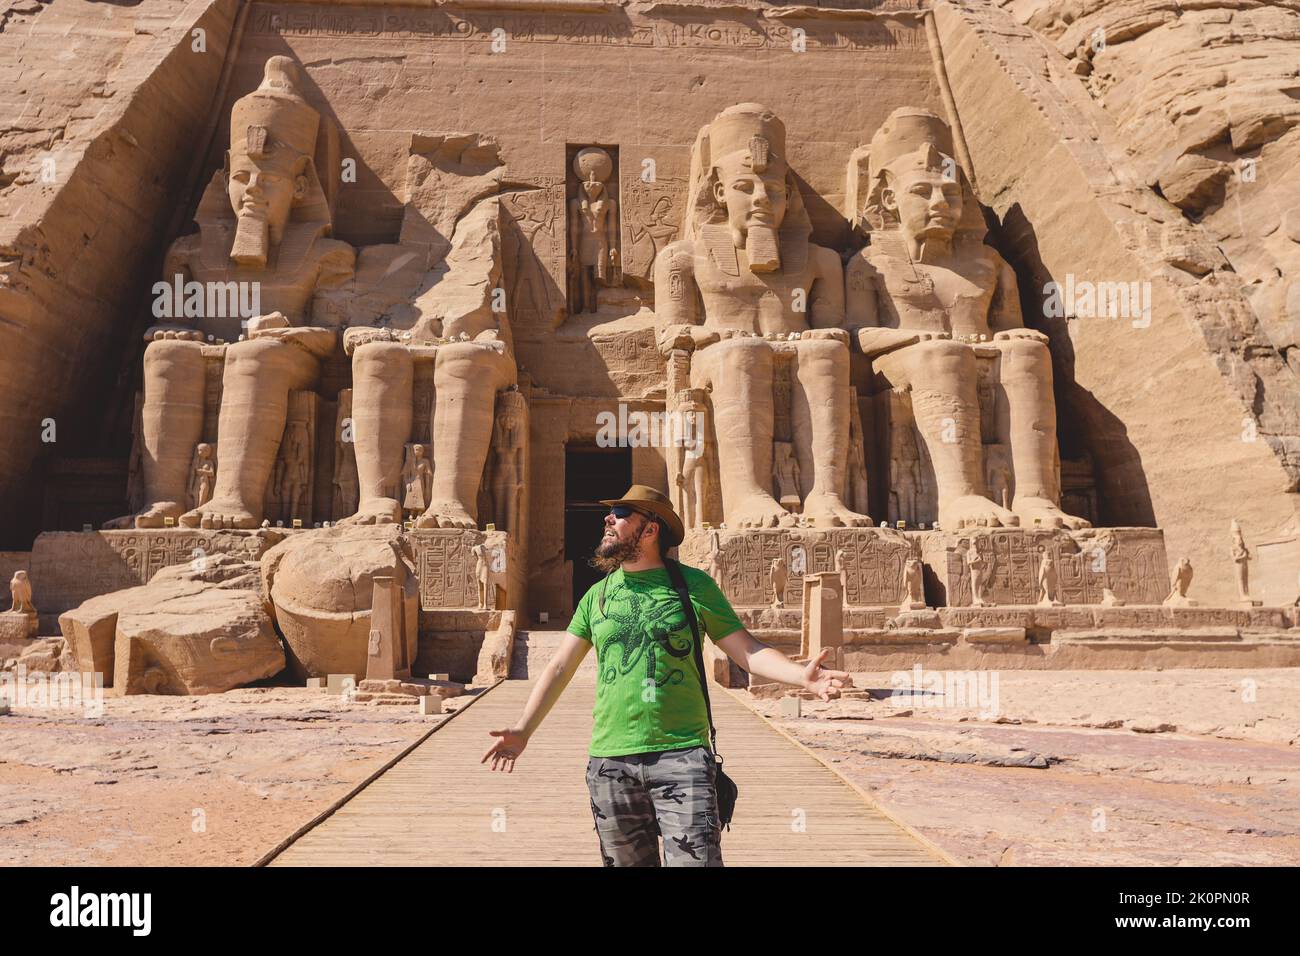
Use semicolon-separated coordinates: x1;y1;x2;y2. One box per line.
482;727;530;772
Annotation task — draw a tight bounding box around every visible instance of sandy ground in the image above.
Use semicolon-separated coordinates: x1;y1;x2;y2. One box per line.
2;669;1297;867
0;687;474;866
749;669;1300;866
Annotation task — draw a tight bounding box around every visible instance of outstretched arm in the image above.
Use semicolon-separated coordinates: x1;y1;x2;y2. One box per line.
714;629;851;701
482;632;590;771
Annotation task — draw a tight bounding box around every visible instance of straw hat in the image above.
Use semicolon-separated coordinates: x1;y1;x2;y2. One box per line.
599;484;685;546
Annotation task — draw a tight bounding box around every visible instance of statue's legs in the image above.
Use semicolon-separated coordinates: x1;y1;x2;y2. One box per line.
180;339;324;529
791;338;869;527
690;337;785;528
342;340;412;525
416;342;516;530
108;339;206;529
995;338;1089;530
874;340;1017;529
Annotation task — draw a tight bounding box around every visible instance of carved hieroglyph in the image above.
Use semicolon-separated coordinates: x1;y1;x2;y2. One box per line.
108;56;354;532
654;103;867;531
846;107;1087;533
410;528;513;611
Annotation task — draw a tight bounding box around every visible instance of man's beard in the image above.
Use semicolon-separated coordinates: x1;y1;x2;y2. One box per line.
231;210;270;267
589;530;643;574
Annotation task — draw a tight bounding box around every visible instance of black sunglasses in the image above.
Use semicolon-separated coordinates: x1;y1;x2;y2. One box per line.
609;505;648;520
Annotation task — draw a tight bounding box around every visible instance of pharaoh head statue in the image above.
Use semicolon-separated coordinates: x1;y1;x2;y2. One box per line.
862;108;981;245
686;103;811;272
573;147;612;201
225;57;325;266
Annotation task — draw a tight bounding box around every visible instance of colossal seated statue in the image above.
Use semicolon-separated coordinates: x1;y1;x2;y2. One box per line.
654;103;868;530
108;56;355;530
845;107;1088;532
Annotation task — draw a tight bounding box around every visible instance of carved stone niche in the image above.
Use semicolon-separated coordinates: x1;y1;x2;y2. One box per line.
565;143;625;316
679;527;913;609
921;527;1170;607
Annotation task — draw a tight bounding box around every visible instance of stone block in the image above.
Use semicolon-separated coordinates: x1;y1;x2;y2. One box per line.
962;627;1028;645
327;674;358;694
420;694;444;716
778;696;802;718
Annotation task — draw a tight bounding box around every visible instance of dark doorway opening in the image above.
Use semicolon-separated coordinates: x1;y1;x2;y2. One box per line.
565;445;632;610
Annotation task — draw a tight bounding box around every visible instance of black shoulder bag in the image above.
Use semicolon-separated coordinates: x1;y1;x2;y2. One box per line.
597;563;740;829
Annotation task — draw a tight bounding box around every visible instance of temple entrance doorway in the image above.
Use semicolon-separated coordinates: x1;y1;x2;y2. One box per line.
564;444;632;611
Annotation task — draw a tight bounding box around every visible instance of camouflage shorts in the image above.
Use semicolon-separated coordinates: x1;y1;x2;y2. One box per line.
585;745;724;867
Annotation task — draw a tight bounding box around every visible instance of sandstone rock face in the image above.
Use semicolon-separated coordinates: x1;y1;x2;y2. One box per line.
936;1;1300;602
262;526;419;680
994;0;1300;377
0;0;237;547
59;553;283;694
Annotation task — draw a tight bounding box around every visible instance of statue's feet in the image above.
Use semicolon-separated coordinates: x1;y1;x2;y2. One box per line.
940;494;1020;530
802;492;871;529
104;501;184;530
179;500;260;530
415;499;477;530
1013;496;1091;531
729;494;787;529
338;498;402;526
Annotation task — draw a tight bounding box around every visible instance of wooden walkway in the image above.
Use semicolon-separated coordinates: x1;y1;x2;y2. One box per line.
266;676;950;866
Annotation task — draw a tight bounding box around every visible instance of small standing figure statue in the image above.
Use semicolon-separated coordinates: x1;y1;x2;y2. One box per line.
1163;557;1196;607
9;570;35;615
1230;519;1256;604
964;538;989;607
567;147;620;315
772;442;802;515
901;557;926;611
472;542;490;609
402;443;433;519
189;443;216;510
277;421;310;522
1037;551;1063;607
770;557;788;609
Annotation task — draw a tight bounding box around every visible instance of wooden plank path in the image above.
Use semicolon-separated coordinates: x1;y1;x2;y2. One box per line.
266;676;950;866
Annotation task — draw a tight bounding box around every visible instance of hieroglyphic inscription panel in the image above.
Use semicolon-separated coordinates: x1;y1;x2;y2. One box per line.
31;530;280;615
680;528;913;608
924;528;1169;607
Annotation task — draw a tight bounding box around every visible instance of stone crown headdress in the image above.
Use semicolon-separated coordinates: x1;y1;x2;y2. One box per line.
573;147;613;184
230;56;320;166
861;107;985;239
684;102;811;244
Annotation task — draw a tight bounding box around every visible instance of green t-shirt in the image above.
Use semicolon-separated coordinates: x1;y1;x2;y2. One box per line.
569;563;744;758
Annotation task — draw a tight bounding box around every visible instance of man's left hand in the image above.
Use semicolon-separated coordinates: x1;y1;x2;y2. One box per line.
802;648;853;701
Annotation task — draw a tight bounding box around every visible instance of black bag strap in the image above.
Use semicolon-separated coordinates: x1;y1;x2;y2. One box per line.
664;558;721;759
